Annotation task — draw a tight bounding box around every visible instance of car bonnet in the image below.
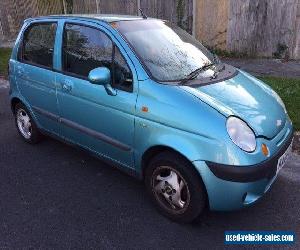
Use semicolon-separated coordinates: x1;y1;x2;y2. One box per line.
179;70;287;139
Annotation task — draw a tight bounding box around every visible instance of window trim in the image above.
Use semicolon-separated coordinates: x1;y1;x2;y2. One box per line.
61;22;133;92
18;21;58;71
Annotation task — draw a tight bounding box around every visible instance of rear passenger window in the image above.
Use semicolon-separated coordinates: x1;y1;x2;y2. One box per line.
21;23;57;68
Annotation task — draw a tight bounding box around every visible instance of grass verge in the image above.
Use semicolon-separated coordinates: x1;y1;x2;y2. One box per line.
0;48;12;78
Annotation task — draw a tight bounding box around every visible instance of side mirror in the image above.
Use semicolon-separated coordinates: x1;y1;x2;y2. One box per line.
88;67;117;96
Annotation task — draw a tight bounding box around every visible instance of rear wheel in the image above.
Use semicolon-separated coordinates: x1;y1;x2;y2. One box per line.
145;151;207;223
14;103;42;144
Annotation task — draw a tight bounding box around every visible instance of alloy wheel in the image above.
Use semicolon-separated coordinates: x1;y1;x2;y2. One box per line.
151;166;191;214
16;108;32;139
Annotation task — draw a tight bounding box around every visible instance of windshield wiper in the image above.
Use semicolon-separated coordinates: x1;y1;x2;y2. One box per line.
179;62;215;85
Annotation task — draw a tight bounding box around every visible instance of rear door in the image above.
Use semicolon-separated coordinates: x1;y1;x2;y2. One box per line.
55;22;138;168
15;21;60;135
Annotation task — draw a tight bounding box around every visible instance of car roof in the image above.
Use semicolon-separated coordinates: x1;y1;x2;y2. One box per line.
25;14;147;23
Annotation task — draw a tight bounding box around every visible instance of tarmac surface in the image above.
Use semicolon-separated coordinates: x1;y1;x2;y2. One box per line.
223;58;300;78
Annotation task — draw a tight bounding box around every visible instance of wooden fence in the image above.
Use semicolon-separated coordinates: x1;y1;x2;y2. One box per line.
0;0;193;41
226;0;300;59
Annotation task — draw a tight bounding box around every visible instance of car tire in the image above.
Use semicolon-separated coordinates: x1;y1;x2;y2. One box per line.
14;103;42;144
145;151;207;223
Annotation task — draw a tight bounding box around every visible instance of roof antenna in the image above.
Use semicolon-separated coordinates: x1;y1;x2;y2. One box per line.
139;8;147;19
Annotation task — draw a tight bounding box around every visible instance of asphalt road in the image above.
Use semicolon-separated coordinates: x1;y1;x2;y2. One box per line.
0;87;299;249
222;58;300;78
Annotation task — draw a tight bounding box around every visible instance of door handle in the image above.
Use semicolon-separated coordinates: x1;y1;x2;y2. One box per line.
61;80;73;92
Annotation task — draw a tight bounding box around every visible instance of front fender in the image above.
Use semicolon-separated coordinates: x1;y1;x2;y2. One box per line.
134;116;223;173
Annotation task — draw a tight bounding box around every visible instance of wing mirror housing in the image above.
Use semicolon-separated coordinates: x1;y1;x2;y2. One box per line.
88;67;117;96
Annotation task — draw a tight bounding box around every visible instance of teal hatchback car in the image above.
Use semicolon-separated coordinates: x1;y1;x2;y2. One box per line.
9;14;293;223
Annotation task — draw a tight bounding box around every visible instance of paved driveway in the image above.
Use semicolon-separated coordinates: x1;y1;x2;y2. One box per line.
222;58;300;78
0;87;299;249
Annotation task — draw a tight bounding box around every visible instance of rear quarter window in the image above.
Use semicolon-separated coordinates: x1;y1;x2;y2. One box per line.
20;22;57;68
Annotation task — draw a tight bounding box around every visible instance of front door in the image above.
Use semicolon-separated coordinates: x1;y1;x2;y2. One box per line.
56;22;137;168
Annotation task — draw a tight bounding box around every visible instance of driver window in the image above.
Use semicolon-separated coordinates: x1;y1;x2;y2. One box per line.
63;23;112;77
62;23;133;92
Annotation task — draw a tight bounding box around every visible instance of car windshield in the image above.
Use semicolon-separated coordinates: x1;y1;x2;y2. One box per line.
114;19;216;82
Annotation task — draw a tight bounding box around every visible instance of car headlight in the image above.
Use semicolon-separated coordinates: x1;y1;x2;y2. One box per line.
226;117;256;152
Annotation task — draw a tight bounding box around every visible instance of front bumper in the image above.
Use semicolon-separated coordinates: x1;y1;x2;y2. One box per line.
206;131;293;183
193;130;293;211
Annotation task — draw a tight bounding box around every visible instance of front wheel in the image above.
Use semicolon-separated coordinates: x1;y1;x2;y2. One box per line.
145;151;207;223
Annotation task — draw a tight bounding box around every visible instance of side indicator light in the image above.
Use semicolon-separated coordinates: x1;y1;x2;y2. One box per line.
142;106;148;112
261;143;269;157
